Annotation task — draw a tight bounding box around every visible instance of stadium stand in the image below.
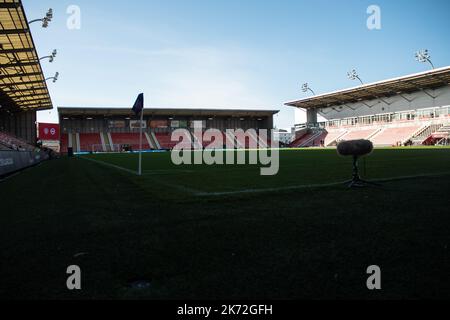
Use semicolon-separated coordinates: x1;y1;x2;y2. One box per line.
432;125;450;145
435;124;450;136
287;67;450;147
58;108;278;153
411;124;443;145
149;132;161;149
339;128;381;141
60;134;69;154
0;131;36;151
291;121;435;148
0;1;54;176
366;125;422;147
190;130;206;149
290;129;324;147
154;132;175;149
324;130;347;146
79;133;103;152
110;133;151;151
225;132;235;148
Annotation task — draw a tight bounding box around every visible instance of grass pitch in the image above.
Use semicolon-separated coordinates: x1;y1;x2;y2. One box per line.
1;147;450;299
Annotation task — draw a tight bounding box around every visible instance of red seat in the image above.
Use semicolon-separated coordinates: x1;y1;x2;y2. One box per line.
341;128;379;141
60;134;69;153
111;133;151;150
370;126;422;146
79;133;102;152
155;132;193;149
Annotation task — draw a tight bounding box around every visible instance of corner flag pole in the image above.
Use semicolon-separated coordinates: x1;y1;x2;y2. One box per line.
132;93;145;176
138;108;143;176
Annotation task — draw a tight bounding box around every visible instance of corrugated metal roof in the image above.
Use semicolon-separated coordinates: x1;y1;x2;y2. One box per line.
285;66;450;110
58;107;279;117
0;0;53;111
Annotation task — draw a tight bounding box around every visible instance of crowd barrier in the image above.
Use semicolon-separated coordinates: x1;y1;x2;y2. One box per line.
0;150;49;177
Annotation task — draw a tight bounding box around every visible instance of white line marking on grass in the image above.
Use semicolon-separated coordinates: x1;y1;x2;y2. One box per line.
196;172;450;197
372;172;450;183
143;169;195;175
196;181;347;196
80;156;201;194
157;180;201;194
80;156;450;197
80;156;139;175
81;157;195;176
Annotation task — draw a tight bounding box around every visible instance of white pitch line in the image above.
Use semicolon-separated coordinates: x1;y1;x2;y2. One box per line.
196;172;450;197
80;156;200;194
143;169;195;175
82;157;195;176
79;156;450;197
80;156;139;175
157;180;201;194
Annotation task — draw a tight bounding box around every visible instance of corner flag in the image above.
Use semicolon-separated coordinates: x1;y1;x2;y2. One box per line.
132;93;145;175
132;93;144;115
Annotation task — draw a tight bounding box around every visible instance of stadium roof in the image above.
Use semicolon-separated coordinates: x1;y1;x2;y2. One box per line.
0;0;53;112
285;66;450;110
58;107;279;117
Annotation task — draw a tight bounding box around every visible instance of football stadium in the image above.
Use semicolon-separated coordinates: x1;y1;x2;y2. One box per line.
1;0;450;303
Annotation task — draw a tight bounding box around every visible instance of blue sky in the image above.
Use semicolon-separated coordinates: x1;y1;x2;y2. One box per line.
23;0;450;129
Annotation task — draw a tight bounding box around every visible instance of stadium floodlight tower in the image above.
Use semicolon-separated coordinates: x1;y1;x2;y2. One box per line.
28;8;53;28
301;83;316;96
46;72;59;83
415;49;435;69
40;49;57;63
347;69;364;85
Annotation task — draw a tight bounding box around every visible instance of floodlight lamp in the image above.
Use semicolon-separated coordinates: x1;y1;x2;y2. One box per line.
347;69;357;80
301;82;316;95
414;49;434;69
46;8;53;20
302;83;309;93
347;69;363;84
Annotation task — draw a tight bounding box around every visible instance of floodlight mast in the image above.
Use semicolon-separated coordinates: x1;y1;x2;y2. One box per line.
39;49;57;63
45;72;59;83
301;83;316;95
29;8;53;28
347;69;364;85
415;49;435;69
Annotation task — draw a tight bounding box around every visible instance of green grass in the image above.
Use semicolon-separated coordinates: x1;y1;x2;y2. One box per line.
1;147;450;299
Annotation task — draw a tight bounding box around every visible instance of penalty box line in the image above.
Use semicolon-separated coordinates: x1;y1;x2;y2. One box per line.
196;172;450;197
79;156;201;194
